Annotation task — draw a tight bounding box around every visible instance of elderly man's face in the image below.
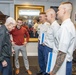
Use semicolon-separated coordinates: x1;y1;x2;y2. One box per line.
7;23;16;31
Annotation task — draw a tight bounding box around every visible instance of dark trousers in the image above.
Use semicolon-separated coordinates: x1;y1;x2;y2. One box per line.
44;45;52;75
38;43;52;75
66;61;72;75
0;58;12;75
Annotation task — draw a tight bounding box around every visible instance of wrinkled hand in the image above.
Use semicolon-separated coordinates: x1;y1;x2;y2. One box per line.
12;48;15;54
12;41;16;46
2;60;7;67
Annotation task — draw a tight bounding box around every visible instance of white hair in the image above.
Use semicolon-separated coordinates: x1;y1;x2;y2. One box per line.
5;17;16;25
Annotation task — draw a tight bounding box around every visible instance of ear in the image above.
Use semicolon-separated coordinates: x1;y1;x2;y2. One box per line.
50;14;53;18
63;8;66;14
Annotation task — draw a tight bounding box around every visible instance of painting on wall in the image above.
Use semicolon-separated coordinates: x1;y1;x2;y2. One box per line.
15;5;44;42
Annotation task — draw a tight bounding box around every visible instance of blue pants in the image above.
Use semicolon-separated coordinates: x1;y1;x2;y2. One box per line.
38;43;52;74
44;46;52;75
0;58;12;75
66;61;72;75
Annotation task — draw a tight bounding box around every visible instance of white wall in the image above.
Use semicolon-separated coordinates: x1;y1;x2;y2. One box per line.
24;42;38;56
14;1;59;9
0;3;10;16
0;1;60;18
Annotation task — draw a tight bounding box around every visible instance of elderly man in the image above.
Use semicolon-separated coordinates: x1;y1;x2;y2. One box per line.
0;17;16;75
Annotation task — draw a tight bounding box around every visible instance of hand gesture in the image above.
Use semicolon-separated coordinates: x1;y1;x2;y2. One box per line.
12;41;16;46
23;42;27;46
2;60;7;67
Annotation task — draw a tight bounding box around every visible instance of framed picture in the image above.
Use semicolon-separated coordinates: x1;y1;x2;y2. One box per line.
14;5;44;42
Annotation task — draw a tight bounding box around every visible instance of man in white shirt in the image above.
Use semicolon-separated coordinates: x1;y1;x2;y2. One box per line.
43;8;60;75
33;17;39;37
50;2;76;75
37;12;50;75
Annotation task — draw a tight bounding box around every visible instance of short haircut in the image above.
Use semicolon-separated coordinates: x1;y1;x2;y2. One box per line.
46;8;56;14
46;8;56;17
60;2;73;13
61;2;72;10
61;2;72;6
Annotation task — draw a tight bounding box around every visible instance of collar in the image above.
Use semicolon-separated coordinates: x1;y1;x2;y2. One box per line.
62;18;71;25
51;20;57;26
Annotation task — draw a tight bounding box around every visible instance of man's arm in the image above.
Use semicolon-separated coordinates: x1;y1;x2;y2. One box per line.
24;28;30;42
50;51;66;75
0;28;5;62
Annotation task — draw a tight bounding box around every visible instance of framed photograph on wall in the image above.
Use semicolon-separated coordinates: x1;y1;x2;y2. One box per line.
15;5;44;42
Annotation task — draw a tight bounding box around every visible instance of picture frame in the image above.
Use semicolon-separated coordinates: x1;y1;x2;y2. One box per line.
14;5;44;42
